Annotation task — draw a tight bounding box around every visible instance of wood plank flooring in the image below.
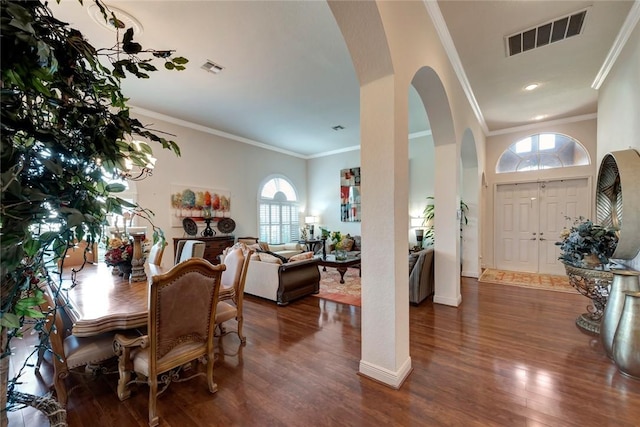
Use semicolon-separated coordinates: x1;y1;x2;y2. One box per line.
8;277;640;426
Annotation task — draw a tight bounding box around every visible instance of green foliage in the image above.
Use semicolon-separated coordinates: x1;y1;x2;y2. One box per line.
555;216;619;267
422;196;468;243
0;0;186;401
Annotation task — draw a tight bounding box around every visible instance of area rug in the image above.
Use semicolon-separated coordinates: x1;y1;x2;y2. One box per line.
313;268;361;307
478;268;575;293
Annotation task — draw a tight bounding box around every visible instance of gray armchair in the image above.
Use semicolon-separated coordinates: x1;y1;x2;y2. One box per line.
409;247;434;305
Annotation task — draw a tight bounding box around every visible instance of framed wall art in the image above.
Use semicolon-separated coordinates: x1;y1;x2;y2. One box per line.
170;184;231;227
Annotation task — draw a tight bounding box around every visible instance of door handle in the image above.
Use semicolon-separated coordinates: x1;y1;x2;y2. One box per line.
539;237;546;241
530;237;537;240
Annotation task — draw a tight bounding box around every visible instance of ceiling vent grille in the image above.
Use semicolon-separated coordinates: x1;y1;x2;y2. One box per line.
506;9;587;57
201;60;224;74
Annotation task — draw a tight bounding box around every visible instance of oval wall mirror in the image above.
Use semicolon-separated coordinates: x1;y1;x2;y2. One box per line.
596;149;640;259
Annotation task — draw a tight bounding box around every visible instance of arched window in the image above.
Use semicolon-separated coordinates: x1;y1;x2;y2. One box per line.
258;176;300;244
496;133;589;173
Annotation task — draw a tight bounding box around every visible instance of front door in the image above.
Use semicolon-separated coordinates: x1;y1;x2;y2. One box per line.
495;178;590;274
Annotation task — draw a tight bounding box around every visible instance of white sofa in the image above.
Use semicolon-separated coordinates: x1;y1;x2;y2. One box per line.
262;242;304;259
221;244;320;305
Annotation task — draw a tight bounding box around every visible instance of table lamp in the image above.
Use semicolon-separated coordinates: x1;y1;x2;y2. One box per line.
305;216;317;239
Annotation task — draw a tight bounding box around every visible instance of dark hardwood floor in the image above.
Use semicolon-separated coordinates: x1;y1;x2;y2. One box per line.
8;277;640;426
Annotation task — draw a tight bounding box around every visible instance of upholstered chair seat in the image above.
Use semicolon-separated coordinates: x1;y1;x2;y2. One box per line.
37;288;116;406
114;258;225;427
217;244;253;342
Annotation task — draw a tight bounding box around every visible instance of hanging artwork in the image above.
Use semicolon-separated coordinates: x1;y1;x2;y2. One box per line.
170;184;231;227
340;167;361;222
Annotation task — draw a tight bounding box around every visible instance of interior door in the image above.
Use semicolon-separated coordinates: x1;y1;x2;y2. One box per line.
495;182;539;272
495;178;590;274
538;179;590;275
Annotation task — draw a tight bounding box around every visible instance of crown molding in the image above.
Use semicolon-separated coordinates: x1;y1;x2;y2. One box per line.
592;1;640;90
130;106;308;159
423;0;489;136
487;113;597;137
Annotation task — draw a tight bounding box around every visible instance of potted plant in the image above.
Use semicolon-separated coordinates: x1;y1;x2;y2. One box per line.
1;0;186;422
555;216;619;268
422;196;469;244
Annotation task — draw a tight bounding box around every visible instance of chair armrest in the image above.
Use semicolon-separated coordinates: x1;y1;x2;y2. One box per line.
114;333;149;349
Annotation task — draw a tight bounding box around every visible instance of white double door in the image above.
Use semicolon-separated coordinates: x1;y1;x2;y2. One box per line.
495;178;590;275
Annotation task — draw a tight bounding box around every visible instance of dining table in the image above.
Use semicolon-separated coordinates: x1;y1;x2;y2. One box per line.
50;263;163;337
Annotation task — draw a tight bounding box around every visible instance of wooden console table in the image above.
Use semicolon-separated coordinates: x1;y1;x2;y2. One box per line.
173;235;234;265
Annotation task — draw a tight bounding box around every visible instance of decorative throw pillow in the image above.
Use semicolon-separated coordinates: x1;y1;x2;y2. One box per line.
289;251;314;262
341;238;355;252
257;252;283;264
256;249;288;264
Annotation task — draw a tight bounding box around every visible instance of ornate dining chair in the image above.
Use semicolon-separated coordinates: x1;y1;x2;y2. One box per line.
216;247;253;343
36;287;116;406
174;239;206;264
147;240;167;267
114;258;225;427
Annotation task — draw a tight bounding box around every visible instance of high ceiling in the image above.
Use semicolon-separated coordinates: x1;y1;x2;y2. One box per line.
50;1;636;158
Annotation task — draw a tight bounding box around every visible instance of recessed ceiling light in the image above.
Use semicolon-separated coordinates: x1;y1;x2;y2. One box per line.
533;115;547;120
524;83;540;91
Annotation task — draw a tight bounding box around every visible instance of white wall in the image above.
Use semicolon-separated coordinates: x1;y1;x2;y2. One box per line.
306;134;435;248
131;112;308;267
597;22;640;269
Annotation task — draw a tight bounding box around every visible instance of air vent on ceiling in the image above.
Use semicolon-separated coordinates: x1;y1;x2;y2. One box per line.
201;60;224;74
506;9;587;57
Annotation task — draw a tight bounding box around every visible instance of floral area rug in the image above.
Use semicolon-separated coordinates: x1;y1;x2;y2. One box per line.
313;267;361;307
478;268;575;293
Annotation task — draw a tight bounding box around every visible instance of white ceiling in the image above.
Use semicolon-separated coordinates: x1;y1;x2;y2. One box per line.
51;1;636;158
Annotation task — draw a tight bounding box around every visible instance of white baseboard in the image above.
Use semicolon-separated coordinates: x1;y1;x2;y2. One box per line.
461;270;479;278
433;293;462;307
358;356;412;389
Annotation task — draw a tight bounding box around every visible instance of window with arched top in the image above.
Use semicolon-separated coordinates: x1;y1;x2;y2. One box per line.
258;176;300;244
496;133;589;173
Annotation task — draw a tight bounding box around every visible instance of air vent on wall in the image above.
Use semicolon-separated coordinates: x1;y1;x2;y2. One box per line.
506;9;587;57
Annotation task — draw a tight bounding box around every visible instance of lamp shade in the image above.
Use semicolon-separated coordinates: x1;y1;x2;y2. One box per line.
410;218;423;228
305;216;317;224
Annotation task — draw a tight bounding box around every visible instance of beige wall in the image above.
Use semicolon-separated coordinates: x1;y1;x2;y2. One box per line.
597;22;640;269
131;111;308;267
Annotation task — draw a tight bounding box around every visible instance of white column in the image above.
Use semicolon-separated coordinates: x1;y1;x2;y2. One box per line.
359;75;412;388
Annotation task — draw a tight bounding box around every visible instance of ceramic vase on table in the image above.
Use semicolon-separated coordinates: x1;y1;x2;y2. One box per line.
600;270;640;358
612;291;640;379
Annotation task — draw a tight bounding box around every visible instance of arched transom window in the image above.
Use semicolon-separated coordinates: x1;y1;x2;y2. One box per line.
258;176;299;244
496;133;589;173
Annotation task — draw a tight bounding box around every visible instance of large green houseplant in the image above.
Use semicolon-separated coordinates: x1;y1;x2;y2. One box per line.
1;0;187;423
422;196;469;244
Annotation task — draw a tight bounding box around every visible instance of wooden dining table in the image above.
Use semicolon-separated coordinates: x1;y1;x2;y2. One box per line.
50;263;163;337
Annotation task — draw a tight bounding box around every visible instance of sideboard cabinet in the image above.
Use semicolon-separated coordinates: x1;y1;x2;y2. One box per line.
173;236;235;265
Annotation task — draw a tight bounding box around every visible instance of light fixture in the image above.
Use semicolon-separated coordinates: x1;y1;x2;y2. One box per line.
533;114;547;121
119;140;157;181
305;216;318;238
410;218;423;228
524;83;540;91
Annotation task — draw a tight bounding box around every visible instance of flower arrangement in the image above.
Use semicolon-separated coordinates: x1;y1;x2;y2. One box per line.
104;236;134;267
555;216;619;267
330;231;344;249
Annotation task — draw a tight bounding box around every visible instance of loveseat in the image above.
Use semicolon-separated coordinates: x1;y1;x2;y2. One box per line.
409;247;434;305
236;237;304;260
222;245;320;305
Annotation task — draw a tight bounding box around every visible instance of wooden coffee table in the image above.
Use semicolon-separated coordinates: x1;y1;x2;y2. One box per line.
316;255;361;283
